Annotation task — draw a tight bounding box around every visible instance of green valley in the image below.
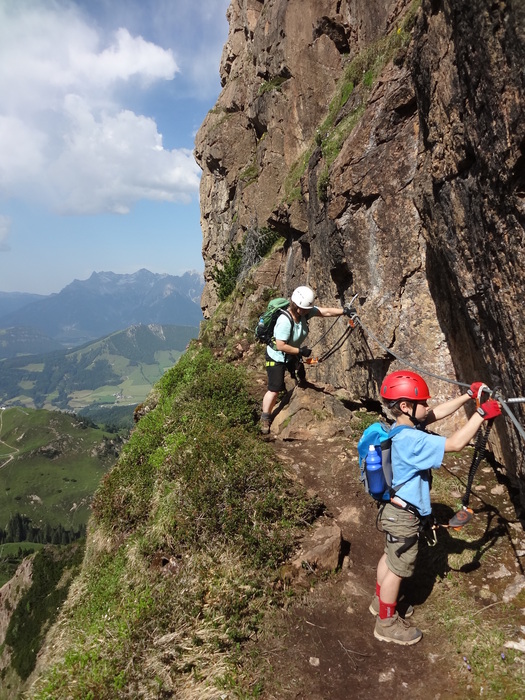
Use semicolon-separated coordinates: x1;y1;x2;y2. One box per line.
0;407;119;586
0;324;198;414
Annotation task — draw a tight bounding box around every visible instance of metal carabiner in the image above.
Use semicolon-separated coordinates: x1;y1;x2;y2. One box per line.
426;525;438;547
475;383;491;409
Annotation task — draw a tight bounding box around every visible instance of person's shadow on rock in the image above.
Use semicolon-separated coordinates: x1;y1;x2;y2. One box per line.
402;502;510;606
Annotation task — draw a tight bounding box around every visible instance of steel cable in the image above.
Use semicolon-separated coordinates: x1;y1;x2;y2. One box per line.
317;325;355;363
354;314;525;443
355;315;469;389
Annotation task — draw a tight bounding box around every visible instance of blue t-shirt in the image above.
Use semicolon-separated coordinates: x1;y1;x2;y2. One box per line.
266;307;319;362
391;426;446;516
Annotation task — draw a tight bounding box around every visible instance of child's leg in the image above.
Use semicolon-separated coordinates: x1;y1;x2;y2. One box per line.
374;505;422;644
376;505;418;616
377;556;403;618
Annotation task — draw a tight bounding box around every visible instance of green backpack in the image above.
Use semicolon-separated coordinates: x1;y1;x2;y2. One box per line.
254;298;293;345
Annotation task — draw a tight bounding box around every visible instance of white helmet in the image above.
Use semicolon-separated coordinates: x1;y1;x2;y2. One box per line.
291;285;315;309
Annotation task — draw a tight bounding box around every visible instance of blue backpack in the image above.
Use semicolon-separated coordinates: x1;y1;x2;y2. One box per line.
357;422;410;501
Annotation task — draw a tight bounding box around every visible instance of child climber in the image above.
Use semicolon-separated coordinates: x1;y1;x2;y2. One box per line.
260;285;353;434
371;370;501;645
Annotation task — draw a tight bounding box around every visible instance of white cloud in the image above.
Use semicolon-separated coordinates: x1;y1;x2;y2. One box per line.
73;27;178;87
0;216;11;252
0;1;201;216
45;98;200;214
0;116;47;187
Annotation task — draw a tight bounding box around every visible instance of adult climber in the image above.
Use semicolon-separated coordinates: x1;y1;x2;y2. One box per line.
260;285;352;434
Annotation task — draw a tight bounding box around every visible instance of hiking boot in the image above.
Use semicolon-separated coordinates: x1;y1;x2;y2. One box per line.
260;416;271;435
369;595;414;618
374;613;422;645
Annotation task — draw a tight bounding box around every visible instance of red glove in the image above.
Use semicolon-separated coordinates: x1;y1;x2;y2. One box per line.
477;400;501;420
468;381;485;400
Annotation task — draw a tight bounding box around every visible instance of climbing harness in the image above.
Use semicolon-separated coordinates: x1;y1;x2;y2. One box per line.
386;531;419;558
379;500;438;556
303;294;359;366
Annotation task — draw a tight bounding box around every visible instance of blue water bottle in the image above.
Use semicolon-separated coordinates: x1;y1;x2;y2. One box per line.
365;445;387;498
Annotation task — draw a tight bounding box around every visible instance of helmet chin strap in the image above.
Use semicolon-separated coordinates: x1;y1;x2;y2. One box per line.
400;402;424;429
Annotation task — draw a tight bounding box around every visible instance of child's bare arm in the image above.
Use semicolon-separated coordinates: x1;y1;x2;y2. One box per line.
425;393;470;425
444;412;484;451
426;381;491;425
444;399;501;452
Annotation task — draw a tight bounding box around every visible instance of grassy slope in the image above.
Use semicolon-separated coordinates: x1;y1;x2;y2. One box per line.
1;544;84;700
26;344;320;699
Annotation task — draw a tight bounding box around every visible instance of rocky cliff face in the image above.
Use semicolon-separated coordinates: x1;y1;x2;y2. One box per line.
0;556;33;695
194;0;525;504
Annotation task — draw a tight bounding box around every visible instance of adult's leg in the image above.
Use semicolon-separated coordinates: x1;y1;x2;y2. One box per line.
262;390;279;415
261;361;285;433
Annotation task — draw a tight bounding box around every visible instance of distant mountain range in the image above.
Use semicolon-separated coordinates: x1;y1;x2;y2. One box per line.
0;269;204;348
0;291;47;317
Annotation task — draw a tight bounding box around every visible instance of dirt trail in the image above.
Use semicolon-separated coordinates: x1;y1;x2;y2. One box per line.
248;377;525;700
0;410;19;470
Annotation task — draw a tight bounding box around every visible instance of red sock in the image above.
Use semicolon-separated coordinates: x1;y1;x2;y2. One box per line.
379;598;397;619
375;582;381;598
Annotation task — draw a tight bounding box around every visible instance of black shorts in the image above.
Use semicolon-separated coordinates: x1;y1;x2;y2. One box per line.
265;353;304;392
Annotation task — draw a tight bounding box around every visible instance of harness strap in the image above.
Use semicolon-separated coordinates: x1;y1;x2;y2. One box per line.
388;499;437;548
265;356;301;380
386;532;419;558
390;496;421;518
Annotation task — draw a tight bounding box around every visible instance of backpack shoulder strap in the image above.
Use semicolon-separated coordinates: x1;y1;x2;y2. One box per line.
389;424;412;439
277;309;294;343
386;425;425;495
379;424;411;451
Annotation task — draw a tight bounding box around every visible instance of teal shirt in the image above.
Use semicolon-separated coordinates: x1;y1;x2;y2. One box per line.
266;307;319;362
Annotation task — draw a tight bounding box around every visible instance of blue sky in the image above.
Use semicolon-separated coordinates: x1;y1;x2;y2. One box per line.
0;0;231;294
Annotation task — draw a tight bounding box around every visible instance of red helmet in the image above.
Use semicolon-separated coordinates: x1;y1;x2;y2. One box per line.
380;370;431;402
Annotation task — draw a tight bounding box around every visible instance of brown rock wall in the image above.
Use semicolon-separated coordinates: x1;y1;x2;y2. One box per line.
195;0;525;502
195;0;407;313
412;0;525;491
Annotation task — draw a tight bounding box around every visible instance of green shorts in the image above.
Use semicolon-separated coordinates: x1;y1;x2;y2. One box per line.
380;502;420;578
